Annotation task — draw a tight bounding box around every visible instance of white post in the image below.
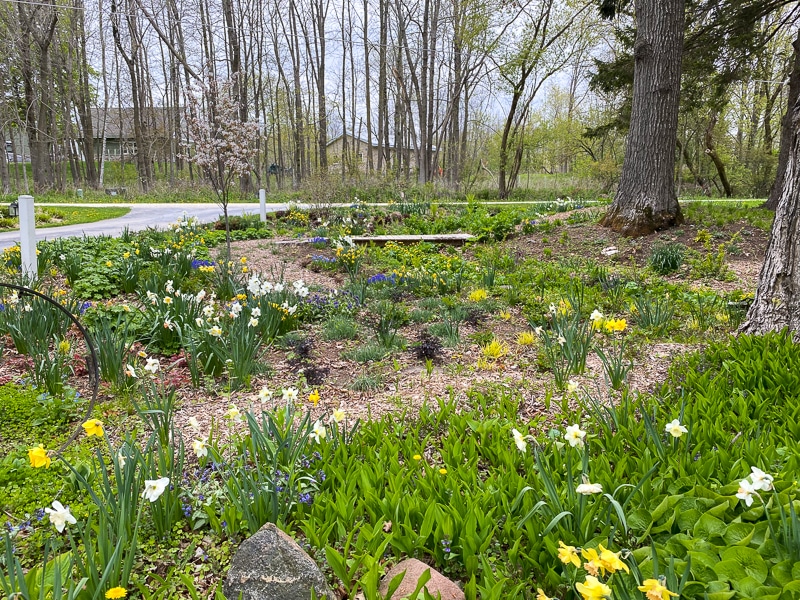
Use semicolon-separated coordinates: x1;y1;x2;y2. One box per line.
259;188;267;222
18;195;36;279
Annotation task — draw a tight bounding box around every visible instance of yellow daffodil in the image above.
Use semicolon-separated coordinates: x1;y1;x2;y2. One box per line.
82;419;104;437
105;261;113;267
558;541;581;568
28;445;51;468
581;547;602;576
598;544;629;574
576;576;611;600
638;578;678;600
536;589;553;600
105;587;127;599
468;288;488;302
309;389;320;406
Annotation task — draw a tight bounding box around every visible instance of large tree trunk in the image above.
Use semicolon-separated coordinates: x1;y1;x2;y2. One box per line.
741;94;800;337
764;30;800;211
600;0;685;237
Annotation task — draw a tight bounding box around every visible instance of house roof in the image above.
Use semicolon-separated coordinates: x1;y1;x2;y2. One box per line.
326;133;394;149
91;107;186;140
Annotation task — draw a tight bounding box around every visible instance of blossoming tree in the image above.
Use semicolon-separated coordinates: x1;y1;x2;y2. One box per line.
184;72;257;258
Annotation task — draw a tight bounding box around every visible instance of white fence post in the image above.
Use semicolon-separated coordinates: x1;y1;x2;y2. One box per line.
259;188;267;222
18;195;36;279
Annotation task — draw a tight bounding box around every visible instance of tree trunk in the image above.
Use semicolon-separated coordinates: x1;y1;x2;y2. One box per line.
740;93;800;337
600;0;685;237
765;30;800;211
704;111;732;197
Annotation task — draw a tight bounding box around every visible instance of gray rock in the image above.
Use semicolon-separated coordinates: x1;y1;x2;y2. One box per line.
224;523;334;600
379;559;465;600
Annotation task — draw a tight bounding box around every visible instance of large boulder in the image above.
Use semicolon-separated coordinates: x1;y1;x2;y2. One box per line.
379;559;465;600
224;523;334;600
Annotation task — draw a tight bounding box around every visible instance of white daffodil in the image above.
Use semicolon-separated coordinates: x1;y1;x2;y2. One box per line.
202;305;214;317
309;421;327;443
208;325;223;337
564;424;586;448
248;317;259;328
224;405;243;424
557;335;566;347
195;317;204;327
192;439;208;458
282;387;299;402
251;307;261;318
737;478;757;507
665;419;688;438
590;309;604;322
125;364;137;378
247;276;263;296
260;282;274;294
163;319;174;331
188;416;200;430
567;380;579;393
750;467;774;491
576;481;603;495
331;407;346;424
45;500;77;533
258;387;273;403
230;302;243;317
274;283;285;293
165;280;175;294
144;357;160;374
142;477;170;502
117;451;127;469
196;289;206;302
512;428;527;453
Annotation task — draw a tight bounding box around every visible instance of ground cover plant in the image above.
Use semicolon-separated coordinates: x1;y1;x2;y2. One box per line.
0;199;793;600
0;206;130;231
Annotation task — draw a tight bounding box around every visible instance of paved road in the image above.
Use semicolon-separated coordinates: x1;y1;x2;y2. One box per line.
0;203;288;250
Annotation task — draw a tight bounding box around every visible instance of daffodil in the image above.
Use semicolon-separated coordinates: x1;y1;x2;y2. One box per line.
163;297;173;305
309;420;326;443
736;478;757;507
82;419;104;437
576;481;603;495
45;500;77;533
224;405;243;424
567;380;579;393
208;325;222;337
598;544;629;574
283;387;299;402
558;541;581;568
576;576;611;600
638;578;678;600
665;419;687;438
564;424;586;448
28;445;51;468
258;387;273;403
536;589;553;600
331;407;346;424
309;389;320;406
144;358;160;374
125;364;137;378
142;477;170;502
192;439;208;458
512;428;527;453
188;416;200;430
750;466;774;491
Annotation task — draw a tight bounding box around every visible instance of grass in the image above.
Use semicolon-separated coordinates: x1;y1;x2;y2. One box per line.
0;206;130;231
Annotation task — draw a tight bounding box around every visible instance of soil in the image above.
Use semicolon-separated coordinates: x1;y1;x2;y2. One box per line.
0;210;769;446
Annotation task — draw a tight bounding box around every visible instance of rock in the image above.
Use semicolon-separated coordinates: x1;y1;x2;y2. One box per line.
224;523;334;600
379;559;465;600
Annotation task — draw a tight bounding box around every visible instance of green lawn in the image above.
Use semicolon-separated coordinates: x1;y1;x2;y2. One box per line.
0;206;130;231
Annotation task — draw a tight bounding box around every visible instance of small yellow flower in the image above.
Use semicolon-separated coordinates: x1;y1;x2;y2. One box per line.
536;589;553;600
558;541;581;568
82;419;104;437
575;575;611;600
105;261;113;267
638;579;678;600
105;587;127;599
57;340;71;354
439;468;447;475
468;288;488;302
498;310;511;321
413;454;422;461
123;252;131;259
242;266;249;273
240;256;247;264
309;389;320;406
598;544;629;574
163;297;173;305
28;445;51;468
